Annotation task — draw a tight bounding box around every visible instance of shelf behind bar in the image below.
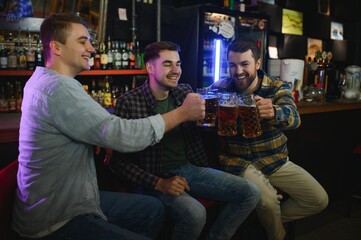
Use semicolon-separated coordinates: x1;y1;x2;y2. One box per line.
0;69;148;76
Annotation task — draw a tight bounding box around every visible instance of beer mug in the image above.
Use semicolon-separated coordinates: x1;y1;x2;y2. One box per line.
217;93;238;136
196;88;218;127
238;94;262;138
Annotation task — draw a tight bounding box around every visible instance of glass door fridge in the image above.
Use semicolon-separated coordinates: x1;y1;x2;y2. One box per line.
162;4;268;90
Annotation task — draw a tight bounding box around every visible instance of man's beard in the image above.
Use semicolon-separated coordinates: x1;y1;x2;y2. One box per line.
233;72;256;92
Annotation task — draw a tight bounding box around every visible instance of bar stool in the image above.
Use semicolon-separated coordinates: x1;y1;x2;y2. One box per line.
348;144;361;217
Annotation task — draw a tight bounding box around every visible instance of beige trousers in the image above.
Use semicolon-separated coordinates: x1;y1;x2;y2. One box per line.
241;160;329;240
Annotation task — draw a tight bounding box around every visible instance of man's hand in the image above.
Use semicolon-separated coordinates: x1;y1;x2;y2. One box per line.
103;148;113;165
179;93;206;122
254;95;275;120
155;176;190;196
162;93;205;132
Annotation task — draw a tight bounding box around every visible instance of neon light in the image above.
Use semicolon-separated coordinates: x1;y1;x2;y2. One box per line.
214;39;221;83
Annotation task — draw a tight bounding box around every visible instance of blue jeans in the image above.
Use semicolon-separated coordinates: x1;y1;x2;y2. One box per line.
148;164;260;240
35;191;164;240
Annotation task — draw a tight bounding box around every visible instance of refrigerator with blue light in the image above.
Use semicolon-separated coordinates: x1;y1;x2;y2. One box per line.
162;5;269;90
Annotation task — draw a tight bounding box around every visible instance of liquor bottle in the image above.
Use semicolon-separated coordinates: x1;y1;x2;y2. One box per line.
121;41;129;69
83;84;90;95
17;42;27;70
26;31;35;70
7;83;16;112
111;86;117;107
103;77;112;108
131;78;136;89
128;42;136;69
35;39;43;67
135;41;143;69
0;44;8;69
93;42;101;70
0;85;9;112
114;41;122;70
16;28;26;70
106;36;113;70
15;81;22;112
7;45;18;70
99;41;108;70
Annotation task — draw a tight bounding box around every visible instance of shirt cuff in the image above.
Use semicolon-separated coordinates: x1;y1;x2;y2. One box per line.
148;114;165;143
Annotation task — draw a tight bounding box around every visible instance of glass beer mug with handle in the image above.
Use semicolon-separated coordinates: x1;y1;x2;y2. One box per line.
238;93;262;138
217;93;238;136
196;88;218;127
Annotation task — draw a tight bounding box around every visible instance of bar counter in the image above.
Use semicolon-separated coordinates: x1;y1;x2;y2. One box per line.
1;100;361;144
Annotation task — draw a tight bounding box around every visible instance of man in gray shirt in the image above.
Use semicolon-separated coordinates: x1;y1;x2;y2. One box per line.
12;13;205;240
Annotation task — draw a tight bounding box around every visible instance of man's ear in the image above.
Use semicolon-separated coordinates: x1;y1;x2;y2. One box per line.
146;61;153;73
49;40;62;56
256;58;261;70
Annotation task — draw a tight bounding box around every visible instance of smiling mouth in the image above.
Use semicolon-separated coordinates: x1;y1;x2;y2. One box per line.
235;73;247;81
167;75;179;80
82;55;91;60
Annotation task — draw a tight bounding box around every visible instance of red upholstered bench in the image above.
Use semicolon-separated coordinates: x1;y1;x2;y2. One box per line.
0;160;21;240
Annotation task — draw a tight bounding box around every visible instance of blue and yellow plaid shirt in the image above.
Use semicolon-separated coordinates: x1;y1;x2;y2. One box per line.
211;69;301;176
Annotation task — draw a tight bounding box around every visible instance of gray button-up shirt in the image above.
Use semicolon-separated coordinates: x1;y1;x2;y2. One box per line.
12;67;164;238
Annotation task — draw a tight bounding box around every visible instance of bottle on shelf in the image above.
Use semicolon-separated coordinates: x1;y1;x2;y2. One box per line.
0;85;9;112
16;28;26;70
0;44;8;70
128;42;136;69
93;41;101;70
103;76;112;108
121;41;129;69
111;86;117;107
135;40;143;69
106;36;114;70
114;41;122;70
35;39;44;67
99;41;108;70
7;82;16;112
7;44;18;70
15;81;22;112
17;42;27;70
26;30;35;70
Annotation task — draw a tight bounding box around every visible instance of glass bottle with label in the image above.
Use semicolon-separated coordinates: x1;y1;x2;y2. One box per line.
135;41;143;69
99;42;108;70
121;41;129;69
106;36;113;70
0;85;9;112
0;44;8;69
15;81;23;112
7;83;16;112
114;41;122;70
103;78;112;108
26;31;35;70
17;42;27;70
93;42;101;70
35;39;43;67
7;45;18;70
128;42;136;69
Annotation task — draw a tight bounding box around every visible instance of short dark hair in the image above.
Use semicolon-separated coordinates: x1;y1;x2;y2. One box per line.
143;41;181;64
227;38;261;61
40;13;87;62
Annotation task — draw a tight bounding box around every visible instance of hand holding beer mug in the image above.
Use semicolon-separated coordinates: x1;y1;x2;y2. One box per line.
238;94;262;138
217;93;238;136
196;88;218;127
